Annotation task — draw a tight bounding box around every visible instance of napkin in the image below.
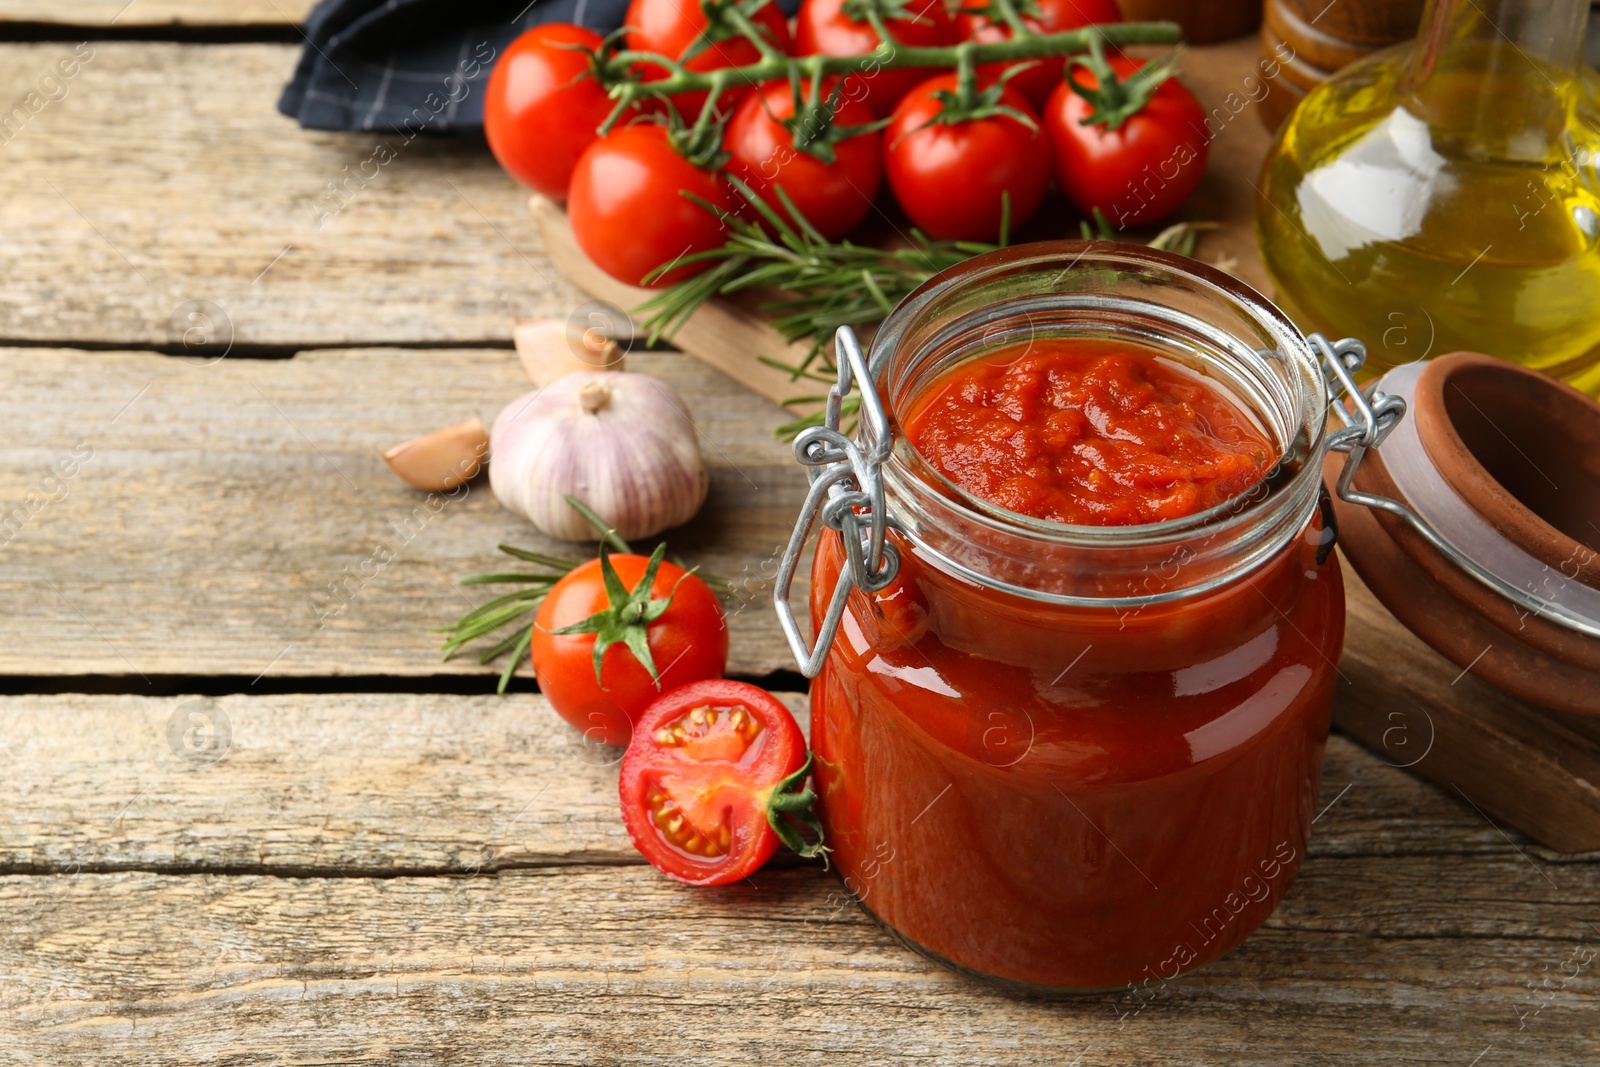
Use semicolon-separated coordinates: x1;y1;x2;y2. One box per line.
277;0;632;133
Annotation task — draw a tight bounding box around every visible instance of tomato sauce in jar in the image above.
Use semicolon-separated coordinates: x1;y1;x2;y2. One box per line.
796;244;1345;992
904;338;1277;526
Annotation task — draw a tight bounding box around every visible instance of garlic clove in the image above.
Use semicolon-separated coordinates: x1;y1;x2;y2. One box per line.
384;417;489;491
514;318;625;386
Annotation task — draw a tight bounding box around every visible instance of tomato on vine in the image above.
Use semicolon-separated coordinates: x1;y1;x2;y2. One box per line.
1043;39;1209;229
724;78;884;239
531;544;729;747
620;679;824;885
794;0;954;118
484;24;625;199
567;122;739;288
883;72;1051;242
955;0;1122;110
625;0;792;118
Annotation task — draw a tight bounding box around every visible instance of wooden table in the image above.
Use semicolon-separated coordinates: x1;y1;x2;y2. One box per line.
2;6;1595;1064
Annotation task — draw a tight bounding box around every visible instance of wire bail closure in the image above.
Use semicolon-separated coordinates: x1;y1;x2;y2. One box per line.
775;328;1599;681
773;326;900;677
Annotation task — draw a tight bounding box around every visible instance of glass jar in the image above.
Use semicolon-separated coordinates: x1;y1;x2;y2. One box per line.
790;243;1344;992
1256;0;1600;395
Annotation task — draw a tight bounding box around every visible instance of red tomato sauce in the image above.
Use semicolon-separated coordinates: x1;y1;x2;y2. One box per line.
811;530;1341;989
810;338;1343;990
903;338;1276;525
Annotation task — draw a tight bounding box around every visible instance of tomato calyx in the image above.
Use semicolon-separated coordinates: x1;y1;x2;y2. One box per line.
778;73;890;164
679;0;789;65
621;102;732;171
960;0;1043;25
904;58;1038;138
763;751;830;860
928;76;1038;131
561;30;624;81
670;112;734;170
549;542;696;687
956;0;1051;53
839;0;937;27
557;29;644;114
1065;33;1180;132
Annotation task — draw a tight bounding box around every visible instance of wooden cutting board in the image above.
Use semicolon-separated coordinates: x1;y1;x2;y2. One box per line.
529;37;1600;852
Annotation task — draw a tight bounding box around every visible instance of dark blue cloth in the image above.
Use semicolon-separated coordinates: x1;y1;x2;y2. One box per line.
278;0;633;133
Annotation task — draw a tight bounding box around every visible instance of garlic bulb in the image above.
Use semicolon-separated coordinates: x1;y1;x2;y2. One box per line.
489;370;709;541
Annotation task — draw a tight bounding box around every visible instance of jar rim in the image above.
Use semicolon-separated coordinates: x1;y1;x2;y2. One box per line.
867;240;1330;605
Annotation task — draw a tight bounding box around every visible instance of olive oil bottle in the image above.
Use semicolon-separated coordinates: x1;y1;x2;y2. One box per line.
1256;0;1600;395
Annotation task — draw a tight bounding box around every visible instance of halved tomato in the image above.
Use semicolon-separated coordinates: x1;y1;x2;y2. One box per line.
619;680;823;885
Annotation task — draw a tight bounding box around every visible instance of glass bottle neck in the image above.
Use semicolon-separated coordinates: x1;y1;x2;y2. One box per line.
1404;0;1589;159
1415;0;1588;74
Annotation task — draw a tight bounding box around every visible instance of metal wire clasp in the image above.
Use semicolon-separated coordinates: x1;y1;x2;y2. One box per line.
1314;333;1406;461
773;326;901;677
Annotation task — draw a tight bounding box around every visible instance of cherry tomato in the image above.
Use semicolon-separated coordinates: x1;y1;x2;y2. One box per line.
1043;53;1209;228
724;80;883;239
883;74;1051;241
625;0;792;119
531;546;729;748
954;0;1122;110
484;24;623;199
620;680;822;885
793;0;953;118
567;123;737;287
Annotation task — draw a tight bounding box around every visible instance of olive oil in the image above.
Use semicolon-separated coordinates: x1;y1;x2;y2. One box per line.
1255;0;1600;395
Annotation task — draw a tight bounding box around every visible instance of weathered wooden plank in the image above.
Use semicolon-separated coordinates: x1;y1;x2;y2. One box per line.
0;1;312;25
0;691;800;873
2;862;1596;1066
0;42;579;346
0;37;1275;353
0;348;806;679
1;690;1565;874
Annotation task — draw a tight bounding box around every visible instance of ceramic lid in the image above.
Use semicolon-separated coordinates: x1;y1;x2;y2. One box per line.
1328;352;1600;715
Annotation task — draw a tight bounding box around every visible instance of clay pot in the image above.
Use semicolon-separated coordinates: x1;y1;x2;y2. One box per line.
1329;352;1600;714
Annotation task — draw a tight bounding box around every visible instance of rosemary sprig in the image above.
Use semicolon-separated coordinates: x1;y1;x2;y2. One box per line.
637;176;1002;383
434;550;578;674
433;494;626;693
638;180;1218;436
563;495;631;553
1079;205;1217;255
